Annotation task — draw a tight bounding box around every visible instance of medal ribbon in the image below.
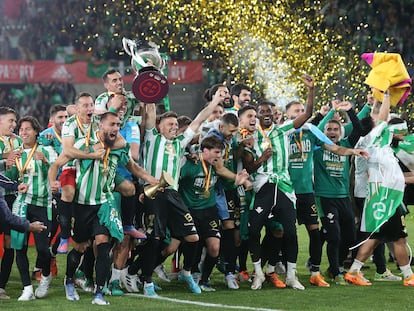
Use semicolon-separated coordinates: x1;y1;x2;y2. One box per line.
199;153;212;193
257;124;272;148
224;142;229;164
96;132;111;171
0;136;14;151
293;129;304;159
15;142;38;179
52;127;62;143
239;128;252;139
76;115;92;147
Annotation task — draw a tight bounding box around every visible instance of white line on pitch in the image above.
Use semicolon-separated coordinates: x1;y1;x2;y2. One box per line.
125;293;284;311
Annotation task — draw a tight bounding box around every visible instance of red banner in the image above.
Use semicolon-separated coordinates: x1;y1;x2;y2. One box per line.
0;60;203;84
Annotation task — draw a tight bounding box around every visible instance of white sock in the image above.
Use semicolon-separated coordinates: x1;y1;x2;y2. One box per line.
144;281;153;288
286;262;297;279
253;260;263;276
349;259;364;273
110;268;122;282
311;271;320;277
23;285;33;293
266;264;275;275
182;269;191;277
399;264;413;279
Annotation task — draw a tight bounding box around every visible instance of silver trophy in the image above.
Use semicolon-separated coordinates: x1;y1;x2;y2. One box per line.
122;37;169;103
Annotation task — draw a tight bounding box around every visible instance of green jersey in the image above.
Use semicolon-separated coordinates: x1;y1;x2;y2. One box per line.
288;125;329;194
73;138;130;205
142;127;195;190
95;91;138;127
247;121;295;196
313;139;352;198
8;144;57;207
179;156;218;210
61;115;100;167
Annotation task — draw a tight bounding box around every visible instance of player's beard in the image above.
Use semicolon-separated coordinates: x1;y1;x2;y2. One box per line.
103;131;117;147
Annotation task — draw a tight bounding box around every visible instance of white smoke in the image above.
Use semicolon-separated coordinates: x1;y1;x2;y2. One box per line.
231;35;299;111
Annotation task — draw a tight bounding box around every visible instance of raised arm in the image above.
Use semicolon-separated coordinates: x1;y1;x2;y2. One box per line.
378;90;390;122
145;103;157;130
189;89;225;132
293;74;315;129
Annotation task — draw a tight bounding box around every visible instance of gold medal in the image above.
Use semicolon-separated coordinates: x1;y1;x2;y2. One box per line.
18;175;24;183
261;141;270;150
165;142;175;155
199;153;212;199
15;143;37;183
203;190;210;198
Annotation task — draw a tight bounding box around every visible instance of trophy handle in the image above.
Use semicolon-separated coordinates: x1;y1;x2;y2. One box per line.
122;37;135;56
122;37;147;68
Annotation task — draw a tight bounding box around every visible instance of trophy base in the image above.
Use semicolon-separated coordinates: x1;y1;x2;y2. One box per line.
132;69;169;103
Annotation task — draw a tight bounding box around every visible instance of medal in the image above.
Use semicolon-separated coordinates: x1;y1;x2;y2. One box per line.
261;141;270;150
258;124;272;151
165;142;175;155
199;153;212;199
0;136;13;152
76;115;92;148
96;132;111;178
15;143;38;183
203;190;210;198
293;130;305;161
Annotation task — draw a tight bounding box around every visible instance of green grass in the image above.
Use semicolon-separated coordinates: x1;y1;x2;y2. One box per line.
1;211;414;311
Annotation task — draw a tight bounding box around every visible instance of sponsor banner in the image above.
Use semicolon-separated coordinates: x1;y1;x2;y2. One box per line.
0;60;203;84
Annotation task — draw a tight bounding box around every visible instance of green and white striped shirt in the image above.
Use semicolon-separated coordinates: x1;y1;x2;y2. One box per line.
143;127;195;190
61;115;100;167
8;145;57;207
73;138;130;205
0;135;22;195
247;121;295;196
95;91;138;127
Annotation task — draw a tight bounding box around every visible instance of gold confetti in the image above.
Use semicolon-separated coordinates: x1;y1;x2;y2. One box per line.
73;0;413;129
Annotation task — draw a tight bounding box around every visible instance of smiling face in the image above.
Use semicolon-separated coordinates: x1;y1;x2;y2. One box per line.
0;112;17;136
159;116;178;140
286;102;304;120
238;108;257;132
324;120;341;143
104;72;124;94
220;122;238;140
233;89;251;109
52;110;68;134
99;113;120;147
257;104;273;128
19;121;38;147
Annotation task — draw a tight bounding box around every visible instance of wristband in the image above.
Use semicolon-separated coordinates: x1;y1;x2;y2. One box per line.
108;107;118;113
